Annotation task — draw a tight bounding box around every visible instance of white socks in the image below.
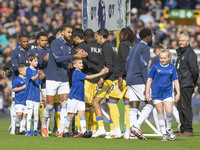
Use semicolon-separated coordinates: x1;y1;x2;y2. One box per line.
80;116;86;133
27;108;33;131
60;101;68;130
64;116;72;133
158;114;166;135
129;108;138;127
34;109;39;130
153;107;160;132
137;104;153;129
43;104;53;127
20;117;27;132
166;113;173;130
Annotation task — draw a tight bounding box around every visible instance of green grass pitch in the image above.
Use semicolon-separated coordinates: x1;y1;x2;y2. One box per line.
0;100;199;150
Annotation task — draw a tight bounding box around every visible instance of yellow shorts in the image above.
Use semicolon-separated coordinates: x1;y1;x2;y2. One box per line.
55;94;61;103
109;80;129;99
84;80;98;104
95;80;113;99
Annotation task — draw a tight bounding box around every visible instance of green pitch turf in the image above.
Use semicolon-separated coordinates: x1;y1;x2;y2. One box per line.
0;120;200;150
0;100;199;150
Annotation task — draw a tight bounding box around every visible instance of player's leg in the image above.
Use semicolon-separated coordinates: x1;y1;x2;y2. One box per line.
15;105;23;135
57;81;70;136
136;84;153;129
26;100;33;136
54;102;61;134
164;98;176;140
74;101;87;138
124;97;131;139
42;80;57;137
62;98;77;138
92;97;104;133
155;100;167;141
10;100;16;135
20;106;27;135
152;107;161;132
172;102;181;132
33;102;40;136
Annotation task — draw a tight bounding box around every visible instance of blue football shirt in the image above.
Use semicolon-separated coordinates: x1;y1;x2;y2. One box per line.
12;76;28;105
68;70;87;102
148;63;178;100
26;67;41;102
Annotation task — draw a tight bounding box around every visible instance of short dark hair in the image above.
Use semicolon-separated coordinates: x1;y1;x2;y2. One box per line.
36;31;48;40
60;24;73;32
48;36;56;45
18;63;28;72
18;34;28;41
72;28;84;39
97;29;109;39
28;53;39;62
139;28;152;39
71;57;82;66
120;27;135;43
83;28;94;39
153;44;163;53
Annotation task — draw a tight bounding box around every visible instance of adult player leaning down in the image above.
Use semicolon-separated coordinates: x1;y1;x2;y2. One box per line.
42;24;88;137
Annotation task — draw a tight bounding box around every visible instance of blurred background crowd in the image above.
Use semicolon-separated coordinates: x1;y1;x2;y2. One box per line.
0;0;200;117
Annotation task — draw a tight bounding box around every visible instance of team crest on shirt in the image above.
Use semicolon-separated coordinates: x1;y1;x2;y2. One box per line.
157;70;161;72
18;54;21;57
60;46;63;49
169;70;173;74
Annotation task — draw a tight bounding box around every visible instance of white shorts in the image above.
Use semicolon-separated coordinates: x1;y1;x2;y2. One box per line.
26;100;40;111
15;104;27;114
41;89;47;100
153;97;174;105
67;99;85;113
127;84;146;102
46;80;70;96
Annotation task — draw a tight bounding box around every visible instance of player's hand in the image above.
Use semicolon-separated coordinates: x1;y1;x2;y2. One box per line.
43;54;49;61
1;70;6;79
100;67;109;75
174;94;180;103
39;72;46;80
145;93;151;102
98;79;104;88
74;50;88;58
38;70;43;74
118;77;123;89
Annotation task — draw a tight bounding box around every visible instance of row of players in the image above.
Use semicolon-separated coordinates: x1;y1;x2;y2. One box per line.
8;25;181;141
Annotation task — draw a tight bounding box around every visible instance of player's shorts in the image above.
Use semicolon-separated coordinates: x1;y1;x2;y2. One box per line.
109;80;129;99
84;80;98;104
41;88;46;100
12;92;15;98
95;80;113;99
55;94;61;103
153;97;174;105
127;84;146;102
15;104;27;114
26;100;40;111
67;98;85;113
46;80;70;96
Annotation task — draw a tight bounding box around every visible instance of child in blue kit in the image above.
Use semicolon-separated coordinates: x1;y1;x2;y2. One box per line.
61;57;108;138
145;49;180;141
26;53;42;136
12;63;28;135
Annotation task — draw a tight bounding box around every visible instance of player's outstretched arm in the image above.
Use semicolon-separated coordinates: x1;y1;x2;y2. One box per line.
12;84;26;92
85;67;108;80
174;79;180;103
145;78;152;102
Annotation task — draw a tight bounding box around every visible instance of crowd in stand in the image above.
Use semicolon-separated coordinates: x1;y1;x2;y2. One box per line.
0;0;200;113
